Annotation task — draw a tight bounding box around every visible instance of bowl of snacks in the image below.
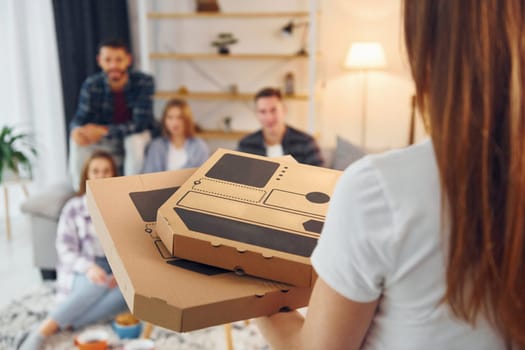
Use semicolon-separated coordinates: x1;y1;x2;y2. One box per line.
74;329;109;350
112;312;142;339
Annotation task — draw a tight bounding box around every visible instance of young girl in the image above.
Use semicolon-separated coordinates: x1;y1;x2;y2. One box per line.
257;1;525;349
20;151;128;350
141;98;209;173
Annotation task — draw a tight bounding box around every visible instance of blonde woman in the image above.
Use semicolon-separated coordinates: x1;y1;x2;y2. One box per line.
141;99;209;173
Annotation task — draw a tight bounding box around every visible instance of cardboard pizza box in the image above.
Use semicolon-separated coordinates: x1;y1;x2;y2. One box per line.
86;169;311;332
156;149;341;287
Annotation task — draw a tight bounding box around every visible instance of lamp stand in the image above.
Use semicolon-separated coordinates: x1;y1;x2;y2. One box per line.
360;70;368;147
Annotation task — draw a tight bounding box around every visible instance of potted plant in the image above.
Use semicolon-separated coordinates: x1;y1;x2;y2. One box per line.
211;33;238;55
0;126;37;183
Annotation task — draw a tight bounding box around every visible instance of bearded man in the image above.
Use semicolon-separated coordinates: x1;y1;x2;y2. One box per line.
69;38;155;184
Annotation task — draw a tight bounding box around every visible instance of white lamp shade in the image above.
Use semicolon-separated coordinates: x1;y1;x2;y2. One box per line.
344;42;387;70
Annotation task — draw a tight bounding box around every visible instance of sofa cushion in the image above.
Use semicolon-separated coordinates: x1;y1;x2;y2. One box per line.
20;182;75;221
332;136;366;170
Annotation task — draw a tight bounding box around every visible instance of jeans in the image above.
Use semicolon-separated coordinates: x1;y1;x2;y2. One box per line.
49;257;128;330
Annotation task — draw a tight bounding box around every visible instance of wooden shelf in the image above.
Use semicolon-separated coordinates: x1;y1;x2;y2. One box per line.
155;91;308;101
148;12;310;19
197;130;250;140
139;4;320;137
149;52;308;60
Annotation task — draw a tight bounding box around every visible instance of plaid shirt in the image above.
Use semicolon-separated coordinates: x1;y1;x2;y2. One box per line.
55;195;106;302
70;71;155;140
237;125;323;166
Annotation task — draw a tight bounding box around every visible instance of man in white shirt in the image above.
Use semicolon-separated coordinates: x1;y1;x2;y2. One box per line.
237;87;323;166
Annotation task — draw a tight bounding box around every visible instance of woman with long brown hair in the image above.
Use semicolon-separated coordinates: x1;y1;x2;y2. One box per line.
256;1;525;349
19;151;127;350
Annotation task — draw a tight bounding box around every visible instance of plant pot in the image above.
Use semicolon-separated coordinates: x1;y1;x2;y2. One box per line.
0;164;31;184
218;46;230;55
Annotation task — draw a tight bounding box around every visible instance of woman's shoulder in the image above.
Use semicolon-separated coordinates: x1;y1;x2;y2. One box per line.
188;136;209;149
60;195;85;216
64;195;83;207
348;139;436;188
369;138;434;166
339;139;438;222
148;136;169;149
326;139;440;272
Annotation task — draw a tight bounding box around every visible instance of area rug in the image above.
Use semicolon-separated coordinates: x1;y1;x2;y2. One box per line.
0;282;269;350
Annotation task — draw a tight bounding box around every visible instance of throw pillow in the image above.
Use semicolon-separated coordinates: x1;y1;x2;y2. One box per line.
332;135;366;170
20;182;75;220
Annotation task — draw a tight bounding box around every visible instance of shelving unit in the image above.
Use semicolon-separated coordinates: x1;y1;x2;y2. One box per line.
197;129;250;141
148;12;310;19
136;0;320;140
149;53;309;60
155;91;308;101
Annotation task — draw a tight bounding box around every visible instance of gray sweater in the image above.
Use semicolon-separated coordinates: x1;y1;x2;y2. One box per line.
141;136;209;173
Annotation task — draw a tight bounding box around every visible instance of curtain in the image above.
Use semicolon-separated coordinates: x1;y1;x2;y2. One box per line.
0;0;67;189
52;0;132;131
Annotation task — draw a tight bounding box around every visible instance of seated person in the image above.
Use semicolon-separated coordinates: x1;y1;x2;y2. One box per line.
19;151;128;350
237;87;323;166
141;98;209;173
69;38;155;186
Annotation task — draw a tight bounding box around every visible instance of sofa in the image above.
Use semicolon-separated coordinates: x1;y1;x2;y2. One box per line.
20;182;74;279
20;132;152;280
20;135;366;280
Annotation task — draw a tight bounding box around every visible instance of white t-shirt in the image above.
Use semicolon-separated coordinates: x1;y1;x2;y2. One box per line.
265;143;284;158
311;139;504;350
167;144;188;171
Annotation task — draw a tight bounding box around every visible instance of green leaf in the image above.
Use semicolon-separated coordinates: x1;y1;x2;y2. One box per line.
0;125;37;182
13;151;29;162
0;126;13;140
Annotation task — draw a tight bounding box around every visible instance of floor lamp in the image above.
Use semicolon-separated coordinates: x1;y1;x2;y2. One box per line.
343;42;387;147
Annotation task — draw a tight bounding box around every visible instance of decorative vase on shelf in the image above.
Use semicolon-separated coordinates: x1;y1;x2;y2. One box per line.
228;84;238;95
284;72;295;96
218;46;230;55
222;116;232;132
177;86;189;94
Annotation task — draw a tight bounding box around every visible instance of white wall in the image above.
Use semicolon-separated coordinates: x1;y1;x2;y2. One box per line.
130;0;427;150
1;0;67;220
317;0;426;149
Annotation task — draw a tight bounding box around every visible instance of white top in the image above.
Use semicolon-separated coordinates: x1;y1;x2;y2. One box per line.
167;144;188;171
311;139;504;350
265;143;284;158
